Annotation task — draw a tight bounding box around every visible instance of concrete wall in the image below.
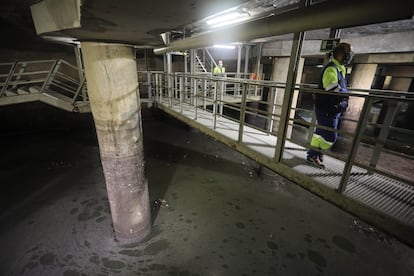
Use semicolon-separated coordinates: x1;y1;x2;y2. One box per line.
260;31;414;58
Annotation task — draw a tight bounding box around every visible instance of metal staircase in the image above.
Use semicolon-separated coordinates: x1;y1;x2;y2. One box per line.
194;48;217;74
0;59;90;112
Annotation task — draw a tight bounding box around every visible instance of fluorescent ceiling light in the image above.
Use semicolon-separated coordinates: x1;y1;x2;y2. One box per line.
42;35;79;44
207;12;249;28
207;12;240;25
213;45;236;49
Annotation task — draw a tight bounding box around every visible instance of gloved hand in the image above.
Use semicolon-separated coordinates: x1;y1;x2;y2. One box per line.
333;100;348;113
338;100;348;112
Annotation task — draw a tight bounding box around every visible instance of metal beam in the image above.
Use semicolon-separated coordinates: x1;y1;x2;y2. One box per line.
154;0;414;55
274;31;305;163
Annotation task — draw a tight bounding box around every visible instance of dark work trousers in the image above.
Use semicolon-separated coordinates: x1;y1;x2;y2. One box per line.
307;107;341;158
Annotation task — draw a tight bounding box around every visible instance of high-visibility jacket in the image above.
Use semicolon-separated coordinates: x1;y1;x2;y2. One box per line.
213;66;225;75
315;58;349;115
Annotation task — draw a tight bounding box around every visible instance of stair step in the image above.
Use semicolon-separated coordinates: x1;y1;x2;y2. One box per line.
43;91;73;102
29;86;41;93
17;88;30;95
4;90;17;96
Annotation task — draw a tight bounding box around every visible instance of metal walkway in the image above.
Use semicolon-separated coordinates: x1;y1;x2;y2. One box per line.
146;71;414;245
157;97;414;227
0;59;89;112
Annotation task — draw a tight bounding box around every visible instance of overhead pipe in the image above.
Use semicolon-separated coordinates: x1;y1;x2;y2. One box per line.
154;0;414;55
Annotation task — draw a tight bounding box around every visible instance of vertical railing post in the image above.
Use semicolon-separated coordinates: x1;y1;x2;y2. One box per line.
194;77;198;120
213;80;218;129
72;79;86;104
236;44;242;95
166;47;173;107
147;71;152;106
154;73;159;102
184;75;189;104
179;76;184;113
159;74;163;102
337;97;373;193
190;49;196;110
40;60;61;93
203;79;207;110
0;62;17;97
168;73;173;108
273;30;305;162
220;80;225;115
368;99;398;173
74;44;84;82
174;74;178;100
238;83;248;143
74;45;87;104
267;87;278;134
11;62;27;90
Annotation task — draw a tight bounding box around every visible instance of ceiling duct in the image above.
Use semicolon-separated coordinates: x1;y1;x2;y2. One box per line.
154;0;414;55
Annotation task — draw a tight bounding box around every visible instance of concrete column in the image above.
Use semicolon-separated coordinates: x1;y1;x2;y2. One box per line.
389;77;412;91
244;45;250;75
270;57;305;137
255;43;263;79
81;42;151;243
345;63;377;133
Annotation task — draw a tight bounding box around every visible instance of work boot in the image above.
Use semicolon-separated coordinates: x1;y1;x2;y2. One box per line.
306;155;325;168
319;153;324;163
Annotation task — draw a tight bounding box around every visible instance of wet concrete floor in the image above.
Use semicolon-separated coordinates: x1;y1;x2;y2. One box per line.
0;107;413;275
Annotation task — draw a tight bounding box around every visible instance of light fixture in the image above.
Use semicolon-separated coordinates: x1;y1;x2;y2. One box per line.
42;35;79;45
206;12;249;28
213;45;236;49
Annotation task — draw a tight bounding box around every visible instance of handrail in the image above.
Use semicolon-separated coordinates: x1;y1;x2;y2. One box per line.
144;71;414;187
72;79;86;104
0;58;89;112
149;71;414;102
0;62;17;97
299;84;414;99
59;59;79;70
205;48;218;68
194;55;207;73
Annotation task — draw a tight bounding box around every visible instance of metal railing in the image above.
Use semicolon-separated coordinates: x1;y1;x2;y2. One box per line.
0;59;55;97
195;48;217;73
296;85;414;186
141;71;414;189
142;70;414;246
0;59;88;111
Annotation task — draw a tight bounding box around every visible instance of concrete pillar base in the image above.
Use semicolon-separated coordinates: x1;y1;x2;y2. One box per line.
101;153;151;244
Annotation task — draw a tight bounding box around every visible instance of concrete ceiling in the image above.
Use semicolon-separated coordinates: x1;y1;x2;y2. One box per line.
63;0;249;46
0;0;248;49
0;0;413;51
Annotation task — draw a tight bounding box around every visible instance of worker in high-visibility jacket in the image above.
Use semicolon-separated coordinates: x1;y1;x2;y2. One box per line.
213;60;225;75
307;42;354;168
